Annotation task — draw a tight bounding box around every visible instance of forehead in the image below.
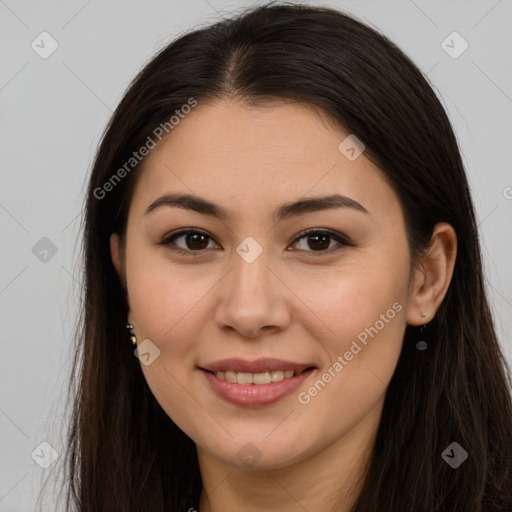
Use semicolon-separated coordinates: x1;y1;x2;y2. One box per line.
130;98;400;223
148;98;348;170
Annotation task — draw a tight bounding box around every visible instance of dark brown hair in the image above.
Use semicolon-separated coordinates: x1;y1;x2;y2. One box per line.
51;2;512;511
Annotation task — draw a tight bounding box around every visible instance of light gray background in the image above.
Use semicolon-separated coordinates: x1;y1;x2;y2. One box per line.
1;1;511;510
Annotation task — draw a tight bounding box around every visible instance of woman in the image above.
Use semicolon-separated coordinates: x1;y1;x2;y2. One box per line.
61;2;512;511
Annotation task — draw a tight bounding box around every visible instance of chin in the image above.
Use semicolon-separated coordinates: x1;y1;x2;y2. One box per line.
198;432;314;471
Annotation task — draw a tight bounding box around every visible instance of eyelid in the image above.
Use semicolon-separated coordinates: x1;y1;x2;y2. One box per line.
159;227;355;256
292;227;355;250
159;228;218;255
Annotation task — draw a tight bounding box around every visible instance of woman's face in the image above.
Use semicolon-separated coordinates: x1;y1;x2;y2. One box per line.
112;98;416;470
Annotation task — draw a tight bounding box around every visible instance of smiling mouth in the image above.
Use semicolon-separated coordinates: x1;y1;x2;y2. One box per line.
200;365;317;407
202;367;315;385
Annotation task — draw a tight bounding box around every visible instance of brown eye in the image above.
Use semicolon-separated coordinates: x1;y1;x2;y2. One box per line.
181;232;209;250
300;232;331;251
291;229;354;255
160;229;218;254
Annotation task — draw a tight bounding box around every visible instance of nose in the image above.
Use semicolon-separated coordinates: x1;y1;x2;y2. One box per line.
213;247;292;339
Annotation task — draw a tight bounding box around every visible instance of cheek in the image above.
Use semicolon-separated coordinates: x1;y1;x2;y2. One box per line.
126;259;219;436
127;260;210;350
310;287;406;396
297;255;408;353
297;246;409;407
291;271;407;447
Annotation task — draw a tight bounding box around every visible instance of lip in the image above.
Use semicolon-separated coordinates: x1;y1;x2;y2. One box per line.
199;357;314;374
200;366;316;407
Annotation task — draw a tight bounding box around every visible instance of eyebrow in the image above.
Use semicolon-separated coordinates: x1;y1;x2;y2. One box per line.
144;193;369;222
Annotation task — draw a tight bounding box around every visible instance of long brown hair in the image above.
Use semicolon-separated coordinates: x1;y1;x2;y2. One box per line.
51;2;512;510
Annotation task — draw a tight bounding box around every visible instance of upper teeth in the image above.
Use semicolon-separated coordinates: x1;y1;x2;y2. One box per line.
215;369;300;384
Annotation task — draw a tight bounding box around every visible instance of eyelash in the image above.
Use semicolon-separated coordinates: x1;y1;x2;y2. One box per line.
158;228;355;258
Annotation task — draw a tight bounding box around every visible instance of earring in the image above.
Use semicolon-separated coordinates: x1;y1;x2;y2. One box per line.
126;323;137;345
416;312;428;350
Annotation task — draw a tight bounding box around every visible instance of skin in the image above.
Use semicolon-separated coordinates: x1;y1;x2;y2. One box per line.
110;98;457;512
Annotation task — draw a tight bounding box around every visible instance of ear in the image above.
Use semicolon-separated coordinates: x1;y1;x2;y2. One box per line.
405;222;457;326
